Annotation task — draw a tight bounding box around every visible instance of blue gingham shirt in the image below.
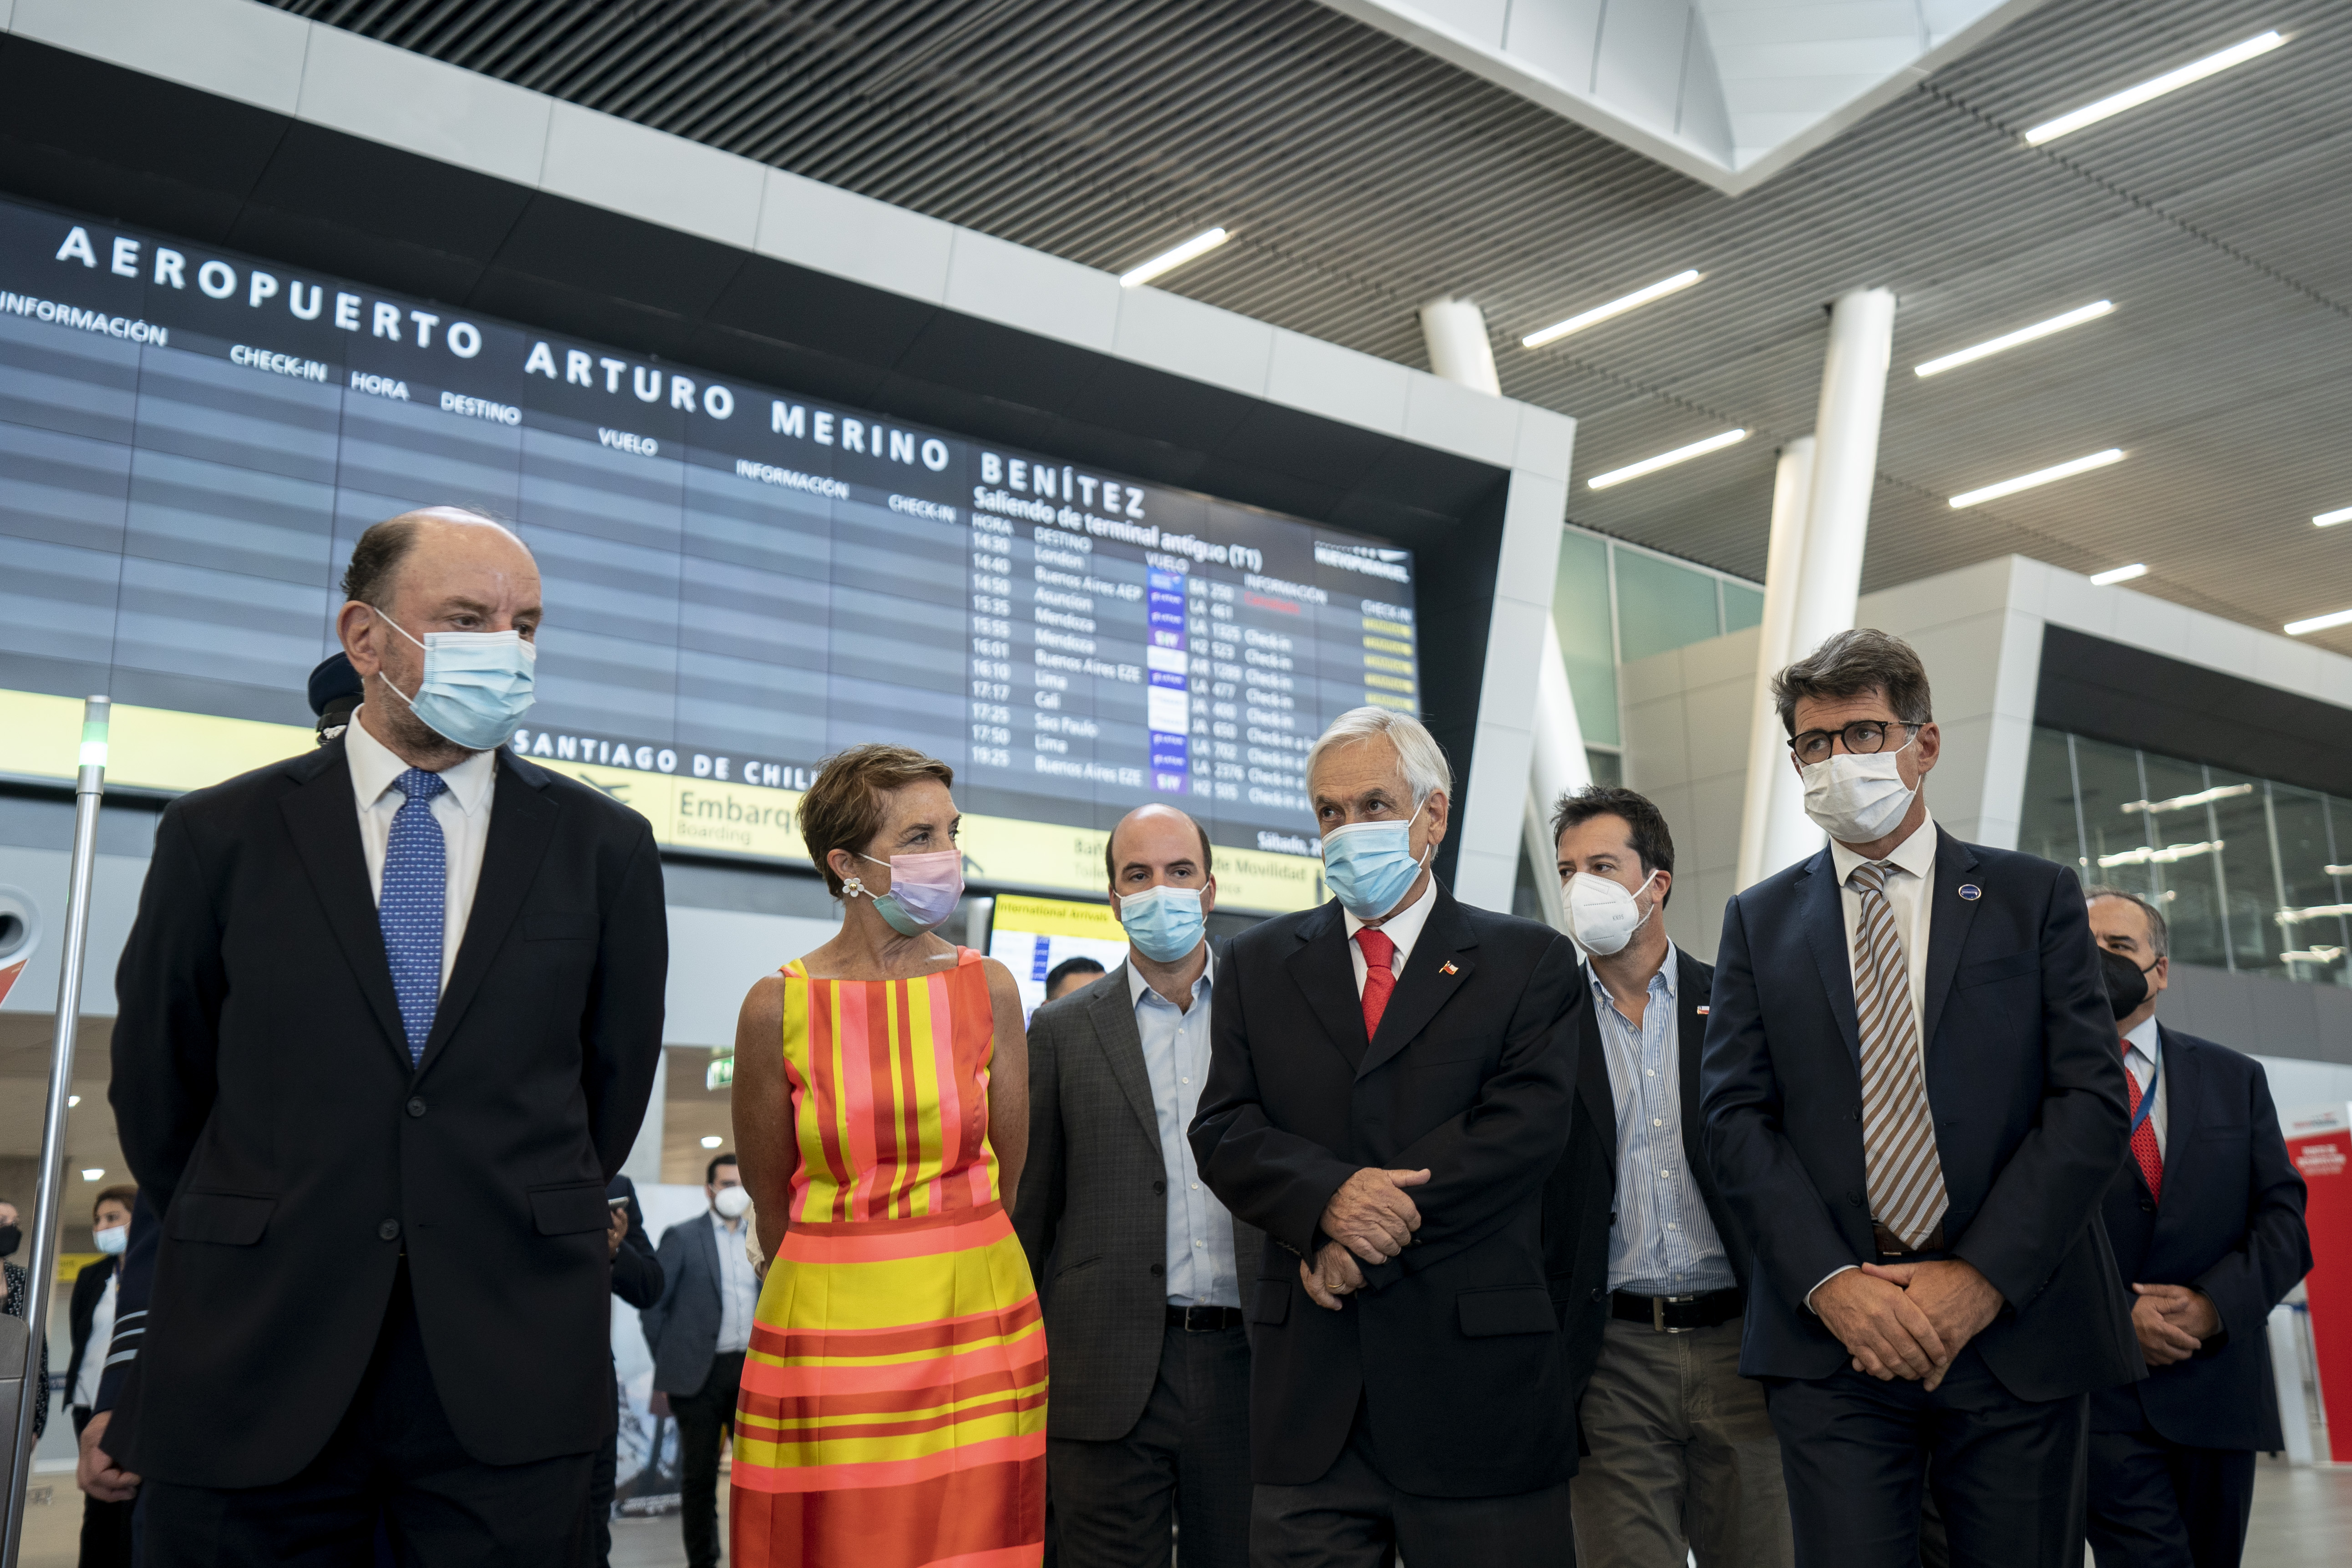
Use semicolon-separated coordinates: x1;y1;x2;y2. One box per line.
1592;943;1736;1297
1129;956;1239;1308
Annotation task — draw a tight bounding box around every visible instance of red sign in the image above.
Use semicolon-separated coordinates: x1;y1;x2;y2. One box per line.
2286;1104;2352;1462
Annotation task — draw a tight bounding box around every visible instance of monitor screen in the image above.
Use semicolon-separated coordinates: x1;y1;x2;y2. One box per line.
0;196;1418;909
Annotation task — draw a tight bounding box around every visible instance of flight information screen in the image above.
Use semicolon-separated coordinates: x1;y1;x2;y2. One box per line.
0;195;1420;909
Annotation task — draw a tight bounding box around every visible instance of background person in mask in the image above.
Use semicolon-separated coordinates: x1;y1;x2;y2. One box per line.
0;1198;46;1447
1700;628;2135;1567
727;743;1044;1568
1542;788;1787;1568
1189;707;1583;1568
62;1184;137;1568
110;506;669;1565
2079;888;2307;1568
643;1154;761;1568
1014;803;1260;1568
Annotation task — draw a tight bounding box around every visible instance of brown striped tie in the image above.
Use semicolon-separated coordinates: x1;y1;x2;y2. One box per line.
1850;859;1947;1250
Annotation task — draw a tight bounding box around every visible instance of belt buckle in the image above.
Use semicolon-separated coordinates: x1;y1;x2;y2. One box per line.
1652;1293;1698;1335
1181;1305;1213;1332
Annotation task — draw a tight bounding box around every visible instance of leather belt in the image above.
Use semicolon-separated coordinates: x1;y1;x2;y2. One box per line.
1167;1304;1246;1332
1610;1287;1744;1334
1873;1223;1949;1257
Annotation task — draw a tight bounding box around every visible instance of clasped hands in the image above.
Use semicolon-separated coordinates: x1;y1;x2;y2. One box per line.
2130;1282;2219;1366
1300;1166;1430;1310
1812;1258;2004;1390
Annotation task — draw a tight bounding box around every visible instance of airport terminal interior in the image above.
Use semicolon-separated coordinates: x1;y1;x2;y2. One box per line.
3;0;2352;1562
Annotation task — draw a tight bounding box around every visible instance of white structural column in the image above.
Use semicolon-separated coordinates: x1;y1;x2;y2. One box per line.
1524;616;1593;929
1417;297;1503;395
1737;287;1897;885
1736;436;1816;889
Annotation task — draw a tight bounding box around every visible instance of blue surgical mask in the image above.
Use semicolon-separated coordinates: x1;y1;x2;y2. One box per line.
1118;883;1206;964
377;611;537;751
94;1223;128;1256
1320;801;1429;921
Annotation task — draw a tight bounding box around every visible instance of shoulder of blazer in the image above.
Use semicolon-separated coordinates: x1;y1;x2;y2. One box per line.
1247;899;1339;957
1732;847;1827;912
1676;948;1715;994
165;737;344;827
2156;1023;2248;1078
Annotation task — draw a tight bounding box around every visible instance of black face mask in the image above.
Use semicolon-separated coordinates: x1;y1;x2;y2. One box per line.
2100;945;2158;1021
0;1223;19;1260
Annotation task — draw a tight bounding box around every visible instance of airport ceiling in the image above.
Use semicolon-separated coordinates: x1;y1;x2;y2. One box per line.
261;0;2352;651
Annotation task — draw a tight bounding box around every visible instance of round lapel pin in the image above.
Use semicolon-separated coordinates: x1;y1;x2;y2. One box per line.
1957;884;1982;901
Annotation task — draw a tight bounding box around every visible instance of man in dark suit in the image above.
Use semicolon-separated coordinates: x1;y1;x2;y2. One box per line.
1190;707;1583;1567
1016;803;1261;1568
643;1152;764;1568
592;1173;664;1567
1701;628;2137;1566
2080;887;2309;1567
1544;787;1788;1567
112;507;669;1565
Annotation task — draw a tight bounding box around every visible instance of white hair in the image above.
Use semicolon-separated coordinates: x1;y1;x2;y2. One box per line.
1305;707;1453;803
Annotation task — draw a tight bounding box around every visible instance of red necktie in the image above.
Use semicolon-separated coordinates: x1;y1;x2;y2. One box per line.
1356;927;1397;1042
2122;1040;2163;1203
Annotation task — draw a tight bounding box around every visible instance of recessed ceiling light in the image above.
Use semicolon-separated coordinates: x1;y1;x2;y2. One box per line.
2286;607;2352;637
2024;31;2285;146
2314;505;2352;527
1587;428;1747;490
1523;270;1704;349
81;1168;104;1181
700;1134;725;1148
1118;228;1229;289
1915;301;2115;377
1948;449;2124;508
2089;563;2148;586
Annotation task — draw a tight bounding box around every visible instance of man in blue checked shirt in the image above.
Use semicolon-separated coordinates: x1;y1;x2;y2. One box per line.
1542;787;1789;1568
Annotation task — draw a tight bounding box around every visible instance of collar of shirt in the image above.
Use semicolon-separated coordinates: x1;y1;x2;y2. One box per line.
1343;877;1438;973
345;705;498;819
1127;947;1214;1013
1827;807;1938;888
2123;1014;2161;1075
1589;939;1678;1020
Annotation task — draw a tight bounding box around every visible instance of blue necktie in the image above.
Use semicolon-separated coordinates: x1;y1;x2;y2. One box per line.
380;767;449;1067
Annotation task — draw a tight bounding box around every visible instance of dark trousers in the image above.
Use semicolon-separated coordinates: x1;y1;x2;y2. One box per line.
1046;1322;1250;1568
1250;1397;1575;1568
589;1360;620;1567
68;1406;136;1568
1764;1347;2088;1568
2084;1426;2256;1568
672;1349;746;1568
141;1267;594;1568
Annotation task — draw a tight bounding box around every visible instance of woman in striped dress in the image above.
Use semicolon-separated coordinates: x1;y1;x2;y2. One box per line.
729;744;1045;1568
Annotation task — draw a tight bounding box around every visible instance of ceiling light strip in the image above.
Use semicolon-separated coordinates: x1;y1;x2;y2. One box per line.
1523;270;1703;349
2024;31;2286;146
2314;505;2352;527
1915;301;2114;377
1586;428;1747;490
1948;449;2123;508
2088;563;2147;586
1118;228;1229;288
2286;608;2352;637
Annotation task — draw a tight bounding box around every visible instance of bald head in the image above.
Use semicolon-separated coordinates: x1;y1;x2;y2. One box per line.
1106;804;1214;901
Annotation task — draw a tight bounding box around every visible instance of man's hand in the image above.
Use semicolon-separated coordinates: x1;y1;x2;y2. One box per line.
1299;1241;1367;1311
1860;1259;2004;1390
1812;1268;1947;1383
2132;1283;2219;1365
606;1205;630;1257
1318;1167;1431;1265
76;1409;140;1503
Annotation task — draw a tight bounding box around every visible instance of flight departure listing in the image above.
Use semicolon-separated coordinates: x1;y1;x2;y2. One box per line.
0;195;1419;902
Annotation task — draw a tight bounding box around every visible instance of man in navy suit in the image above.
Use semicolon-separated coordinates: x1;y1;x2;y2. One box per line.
2080;887;2309;1567
1701;629;2139;1566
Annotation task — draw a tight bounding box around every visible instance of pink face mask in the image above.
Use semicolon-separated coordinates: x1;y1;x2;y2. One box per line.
847;849;965;935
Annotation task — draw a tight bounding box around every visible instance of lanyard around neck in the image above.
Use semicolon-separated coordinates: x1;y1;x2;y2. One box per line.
2126;1031;2161;1139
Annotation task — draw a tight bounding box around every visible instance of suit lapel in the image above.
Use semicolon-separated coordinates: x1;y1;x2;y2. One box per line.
1286;899;1367;1071
415;756;560;1078
1797;850;1863;1071
2148;1025;2198;1204
1675;949;1707;1161
1920;829;1982;1057
1571;982;1616;1181
1358;890;1476;1080
1090;964;1161;1149
278;743;409;1068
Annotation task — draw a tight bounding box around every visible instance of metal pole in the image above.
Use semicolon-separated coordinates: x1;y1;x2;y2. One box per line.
2;696;108;1568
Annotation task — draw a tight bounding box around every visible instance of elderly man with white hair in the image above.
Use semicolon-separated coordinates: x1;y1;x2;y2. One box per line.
1189;708;1586;1567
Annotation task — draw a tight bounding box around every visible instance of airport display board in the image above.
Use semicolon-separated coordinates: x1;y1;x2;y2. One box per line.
0;196;1422;909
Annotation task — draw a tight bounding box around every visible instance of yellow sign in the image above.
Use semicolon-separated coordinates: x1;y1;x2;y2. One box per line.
990;893;1123;940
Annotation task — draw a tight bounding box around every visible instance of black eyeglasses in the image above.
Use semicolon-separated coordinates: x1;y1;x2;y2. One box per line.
1789;720;1920;766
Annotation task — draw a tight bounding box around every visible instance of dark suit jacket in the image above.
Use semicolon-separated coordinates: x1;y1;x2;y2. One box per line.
1700;827;2141;1401
2092;1025;2309;1448
61;1252;119;1413
1013;959;1264;1441
110;738;668;1486
608;1175;664;1313
644;1211;747;1397
93;1192;157;1419
1544;947;1749;1405
1189;886;1583;1496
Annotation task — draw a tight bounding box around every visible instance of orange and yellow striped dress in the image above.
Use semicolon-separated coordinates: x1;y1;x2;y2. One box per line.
732;946;1047;1568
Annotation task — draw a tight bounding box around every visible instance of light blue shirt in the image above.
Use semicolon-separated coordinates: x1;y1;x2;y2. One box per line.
1129;955;1239;1308
711;1210;761;1355
1592;943;1736;1297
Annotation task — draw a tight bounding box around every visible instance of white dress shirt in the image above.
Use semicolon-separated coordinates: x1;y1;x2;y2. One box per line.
2122;1014;2167;1157
1128;955;1240;1307
711;1210;761;1355
72;1270;117;1410
1341;875;1438;995
1827;809;1938;1037
345;708;498;991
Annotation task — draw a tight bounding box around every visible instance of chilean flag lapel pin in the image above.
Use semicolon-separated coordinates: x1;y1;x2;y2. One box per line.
1440;961;1459;975
1697;1006;1710;1015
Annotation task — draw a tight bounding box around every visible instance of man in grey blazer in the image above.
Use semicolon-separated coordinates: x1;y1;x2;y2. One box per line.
642;1154;761;1568
1015;804;1259;1568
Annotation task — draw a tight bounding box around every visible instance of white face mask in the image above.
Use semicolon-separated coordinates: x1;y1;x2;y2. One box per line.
1565;869;1660;957
712;1185;751;1219
1800;740;1917;845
